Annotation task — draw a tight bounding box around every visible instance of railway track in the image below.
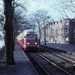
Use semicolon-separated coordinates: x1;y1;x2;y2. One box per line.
37;53;73;75
40;46;75;66
40;46;75;74
26;52;72;75
52;52;75;64
26;53;50;75
40;45;75;64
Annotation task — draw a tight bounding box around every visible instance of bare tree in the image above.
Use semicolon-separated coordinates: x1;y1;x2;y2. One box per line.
3;0;28;65
30;9;51;45
50;0;75;19
3;0;15;65
13;0;28;36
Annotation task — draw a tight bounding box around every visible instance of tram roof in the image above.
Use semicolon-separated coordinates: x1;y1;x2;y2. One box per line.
23;29;38;34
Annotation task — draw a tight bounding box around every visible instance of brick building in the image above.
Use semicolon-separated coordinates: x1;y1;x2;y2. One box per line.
40;18;75;44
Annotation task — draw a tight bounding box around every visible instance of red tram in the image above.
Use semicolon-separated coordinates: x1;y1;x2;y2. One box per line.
17;29;39;51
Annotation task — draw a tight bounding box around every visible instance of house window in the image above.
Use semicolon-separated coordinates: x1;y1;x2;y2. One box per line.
64;27;69;34
57;21;58;24
74;29;75;38
65;21;69;25
65;22;68;25
65;36;69;41
60;20;62;23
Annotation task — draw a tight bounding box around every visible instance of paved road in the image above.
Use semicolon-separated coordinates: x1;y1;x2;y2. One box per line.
41;43;75;52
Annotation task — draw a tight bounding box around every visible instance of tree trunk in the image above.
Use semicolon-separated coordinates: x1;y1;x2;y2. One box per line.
3;0;15;65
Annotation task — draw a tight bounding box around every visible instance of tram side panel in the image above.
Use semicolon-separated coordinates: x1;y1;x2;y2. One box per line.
17;33;24;47
17;30;39;51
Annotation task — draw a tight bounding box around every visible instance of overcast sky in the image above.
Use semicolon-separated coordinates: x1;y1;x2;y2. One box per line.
0;0;75;21
25;0;75;20
26;0;61;20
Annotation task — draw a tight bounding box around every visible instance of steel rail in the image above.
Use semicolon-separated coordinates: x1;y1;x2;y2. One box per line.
53;53;75;63
37;53;72;75
26;53;50;75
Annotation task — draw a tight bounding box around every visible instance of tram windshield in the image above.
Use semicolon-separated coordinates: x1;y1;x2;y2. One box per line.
26;34;38;39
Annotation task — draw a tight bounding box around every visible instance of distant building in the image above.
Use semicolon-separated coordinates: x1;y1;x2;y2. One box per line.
40;18;75;44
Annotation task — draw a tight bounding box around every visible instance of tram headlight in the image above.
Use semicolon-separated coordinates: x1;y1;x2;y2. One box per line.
35;42;37;45
27;42;29;45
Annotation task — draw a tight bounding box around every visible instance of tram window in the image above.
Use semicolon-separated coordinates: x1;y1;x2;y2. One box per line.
26;34;37;39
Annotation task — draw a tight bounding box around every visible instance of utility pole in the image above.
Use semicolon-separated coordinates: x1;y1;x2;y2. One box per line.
3;0;15;65
43;21;46;45
38;21;41;44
